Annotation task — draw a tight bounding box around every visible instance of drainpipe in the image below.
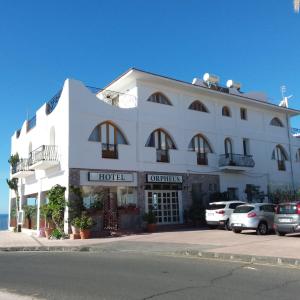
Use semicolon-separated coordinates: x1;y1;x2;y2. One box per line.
286;112;296;194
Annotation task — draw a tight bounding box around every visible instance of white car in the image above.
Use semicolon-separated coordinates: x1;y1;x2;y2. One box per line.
205;201;245;230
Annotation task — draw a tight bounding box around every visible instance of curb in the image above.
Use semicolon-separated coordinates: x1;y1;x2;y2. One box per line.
1;246;300;268
180;249;300;268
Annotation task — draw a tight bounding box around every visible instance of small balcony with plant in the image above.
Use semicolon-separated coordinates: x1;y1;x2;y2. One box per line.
11;158;35;178
102;143;118;159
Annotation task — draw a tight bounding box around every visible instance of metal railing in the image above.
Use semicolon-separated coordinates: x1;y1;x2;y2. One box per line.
12;159;33;174
29;145;58;165
102;143;118;159
156;149;169;163
219;154;255;168
197;153;208;165
46;90;62;115
16;129;21;138
27;115;36;132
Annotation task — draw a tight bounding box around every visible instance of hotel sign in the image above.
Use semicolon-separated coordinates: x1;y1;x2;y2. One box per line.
88;172;133;182
146;174;183;183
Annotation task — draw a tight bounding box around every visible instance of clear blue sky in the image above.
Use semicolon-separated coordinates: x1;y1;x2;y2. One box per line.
0;0;300;213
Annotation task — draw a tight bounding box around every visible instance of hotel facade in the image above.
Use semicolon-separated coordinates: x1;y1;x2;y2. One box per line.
8;68;300;233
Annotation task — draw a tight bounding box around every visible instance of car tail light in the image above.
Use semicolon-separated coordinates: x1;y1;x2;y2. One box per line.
297;204;300;215
216;210;225;215
275;206;279;214
247;211;257;218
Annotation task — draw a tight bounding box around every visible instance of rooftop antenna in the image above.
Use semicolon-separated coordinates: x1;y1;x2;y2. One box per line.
279;85;293;108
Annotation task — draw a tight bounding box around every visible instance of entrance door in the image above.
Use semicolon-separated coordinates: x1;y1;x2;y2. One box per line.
145;191;182;225
103;188;118;231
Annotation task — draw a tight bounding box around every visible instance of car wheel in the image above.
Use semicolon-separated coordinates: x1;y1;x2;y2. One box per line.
224;220;231;231
233;228;242;234
257;222;268;235
276;230;286;236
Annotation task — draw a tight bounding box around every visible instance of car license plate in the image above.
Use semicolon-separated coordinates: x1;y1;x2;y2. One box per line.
279;218;291;223
208;213;214;216
234;223;242;227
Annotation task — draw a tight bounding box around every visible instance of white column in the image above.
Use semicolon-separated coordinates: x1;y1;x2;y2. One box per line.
64;188;69;234
36;192;42;235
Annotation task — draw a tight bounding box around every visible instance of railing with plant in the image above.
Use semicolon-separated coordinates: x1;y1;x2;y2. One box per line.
27;115;36;132
46;89;62;115
12;159;33;174
102;143;118;159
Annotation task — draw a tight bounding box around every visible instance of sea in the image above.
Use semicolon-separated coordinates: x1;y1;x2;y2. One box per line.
0;214;8;231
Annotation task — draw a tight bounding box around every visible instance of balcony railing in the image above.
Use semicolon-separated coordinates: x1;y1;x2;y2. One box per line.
46;90;62;115
197;153;208;165
219;154;255;168
156;149;169;163
277;160;286;171
102;143;118;159
11;159;34;177
29;145;58;166
27;115;36;132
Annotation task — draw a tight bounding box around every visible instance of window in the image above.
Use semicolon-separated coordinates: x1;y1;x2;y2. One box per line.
146;129;176;163
270;117;284;127
88;121;128;145
229;203;243;210
240;108;247;120
272;145;288;171
147;92;172;105
296;149;300;162
222;106;231;117
243;138;250;156
88;121;128;159
188;134;213;165
189;100;208;112
224;138;233;156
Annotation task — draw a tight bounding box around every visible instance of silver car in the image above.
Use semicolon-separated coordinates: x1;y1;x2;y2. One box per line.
230;203;275;235
274;202;300;236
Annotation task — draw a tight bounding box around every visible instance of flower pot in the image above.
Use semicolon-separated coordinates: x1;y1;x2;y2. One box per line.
71;225;80;234
80;229;91;239
44;228;53;239
147;223;157;233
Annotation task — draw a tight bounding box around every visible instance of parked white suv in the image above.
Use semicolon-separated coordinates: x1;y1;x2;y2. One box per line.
205;201;245;230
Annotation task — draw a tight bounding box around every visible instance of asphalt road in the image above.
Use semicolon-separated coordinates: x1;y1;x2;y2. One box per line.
0;251;300;300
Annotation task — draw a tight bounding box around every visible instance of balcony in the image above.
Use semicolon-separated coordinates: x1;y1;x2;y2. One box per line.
156;149;169;163
11;159;34;178
219;154;255;171
29;145;59;170
102;143;118;159
197;153;208;165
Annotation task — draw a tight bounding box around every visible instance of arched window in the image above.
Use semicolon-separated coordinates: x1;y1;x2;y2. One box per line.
270;117;284;127
89;121;128;145
147;92;172;105
272;145;288;171
146;129;176;163
189;134;213;165
222;106;231;117
50;127;55;146
188;101;208;113
224;138;233;157
89;121;128;159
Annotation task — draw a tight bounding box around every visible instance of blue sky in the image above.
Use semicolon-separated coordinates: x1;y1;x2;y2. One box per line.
0;0;299;213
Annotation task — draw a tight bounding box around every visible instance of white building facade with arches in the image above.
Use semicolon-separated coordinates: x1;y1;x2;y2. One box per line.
8;68;300;233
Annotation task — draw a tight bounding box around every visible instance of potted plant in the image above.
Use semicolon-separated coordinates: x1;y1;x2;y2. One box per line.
23;205;37;229
143;210;157;233
76;215;93;239
40;204;53;239
71;217;81;235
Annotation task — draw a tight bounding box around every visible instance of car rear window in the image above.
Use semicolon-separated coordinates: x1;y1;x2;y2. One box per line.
277;204;297;215
207;204;226;210
233;206;254;213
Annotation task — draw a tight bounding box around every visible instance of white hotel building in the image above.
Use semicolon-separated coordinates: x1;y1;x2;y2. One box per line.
9;68;300;233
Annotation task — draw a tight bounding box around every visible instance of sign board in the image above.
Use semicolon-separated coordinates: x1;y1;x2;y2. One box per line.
146;174;183;183
88;172;133;182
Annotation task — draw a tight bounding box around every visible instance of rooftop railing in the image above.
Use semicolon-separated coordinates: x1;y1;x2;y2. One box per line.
46;90;62;115
27;115;36;132
219;154;255;168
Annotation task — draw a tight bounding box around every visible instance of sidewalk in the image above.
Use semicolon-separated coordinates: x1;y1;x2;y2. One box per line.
1;229;300;266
